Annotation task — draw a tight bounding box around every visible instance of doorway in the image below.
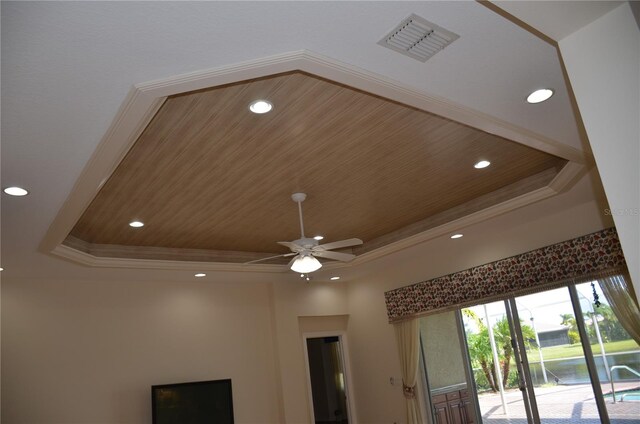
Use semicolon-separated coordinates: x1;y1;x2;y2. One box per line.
461;282;640;424
304;334;352;424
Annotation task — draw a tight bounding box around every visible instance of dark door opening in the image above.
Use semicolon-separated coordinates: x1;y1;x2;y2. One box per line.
306;336;349;424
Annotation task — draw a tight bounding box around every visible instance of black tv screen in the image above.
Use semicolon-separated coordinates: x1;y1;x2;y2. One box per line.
152;379;234;424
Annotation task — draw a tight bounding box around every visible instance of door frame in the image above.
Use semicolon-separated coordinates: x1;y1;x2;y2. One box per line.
302;331;358;424
456;310;483;424
568;284;610;423
505;298;540;424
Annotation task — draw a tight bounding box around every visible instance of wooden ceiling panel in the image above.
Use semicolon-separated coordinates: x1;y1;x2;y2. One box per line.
69;71;566;256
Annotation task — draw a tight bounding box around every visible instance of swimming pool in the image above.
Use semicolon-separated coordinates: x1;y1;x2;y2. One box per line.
604;389;640;402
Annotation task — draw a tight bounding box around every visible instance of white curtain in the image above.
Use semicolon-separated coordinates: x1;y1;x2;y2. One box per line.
600;274;640;345
394;319;423;424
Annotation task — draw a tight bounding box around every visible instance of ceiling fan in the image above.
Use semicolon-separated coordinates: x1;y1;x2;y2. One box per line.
246;193;363;273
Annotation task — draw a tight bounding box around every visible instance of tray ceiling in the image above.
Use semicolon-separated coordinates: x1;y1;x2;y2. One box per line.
65;71;567;263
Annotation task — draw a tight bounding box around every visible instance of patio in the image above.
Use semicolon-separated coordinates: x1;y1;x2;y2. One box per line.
477;383;640;423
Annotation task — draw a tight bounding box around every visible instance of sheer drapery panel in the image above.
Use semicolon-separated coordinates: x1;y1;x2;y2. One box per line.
600;273;640;345
394;319;423;424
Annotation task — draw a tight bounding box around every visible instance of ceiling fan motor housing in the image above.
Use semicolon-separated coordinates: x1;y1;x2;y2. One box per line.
295;237;319;249
291;192;307;203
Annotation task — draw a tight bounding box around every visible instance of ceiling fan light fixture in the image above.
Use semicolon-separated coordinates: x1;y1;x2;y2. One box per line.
290;254;322;273
249;100;273;114
313;235;324;241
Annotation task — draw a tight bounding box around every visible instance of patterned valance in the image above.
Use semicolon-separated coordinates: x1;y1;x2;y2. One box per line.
384;227;627;322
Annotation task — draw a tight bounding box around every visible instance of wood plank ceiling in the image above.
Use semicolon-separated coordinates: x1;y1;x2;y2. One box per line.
68;71;567;261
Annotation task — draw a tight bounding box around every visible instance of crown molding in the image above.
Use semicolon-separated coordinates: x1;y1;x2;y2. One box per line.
52;244;287;273
548;160;590;193
349;160;584;267
39;91;166;254
41;50;588;272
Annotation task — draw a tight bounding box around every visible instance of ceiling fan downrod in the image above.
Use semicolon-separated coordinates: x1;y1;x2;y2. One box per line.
291;192;307;238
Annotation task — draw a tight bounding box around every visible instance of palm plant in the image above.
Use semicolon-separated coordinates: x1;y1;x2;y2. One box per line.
560;313;575;328
463;309;498;392
463;309;537;391
493;317;536;387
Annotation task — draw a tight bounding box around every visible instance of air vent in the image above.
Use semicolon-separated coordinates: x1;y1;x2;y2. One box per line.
378;14;459;62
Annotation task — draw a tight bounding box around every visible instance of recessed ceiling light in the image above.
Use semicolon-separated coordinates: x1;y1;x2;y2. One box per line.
249;100;272;114
450;234;463;239
313;235;324;241
330;276;341;281
129;221;144;228
3;186;29;196
0;267;4;271
474;160;491;169
195;273;206;278
526;88;554;104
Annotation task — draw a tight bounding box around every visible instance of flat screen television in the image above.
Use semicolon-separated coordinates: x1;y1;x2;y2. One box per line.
152;379;234;424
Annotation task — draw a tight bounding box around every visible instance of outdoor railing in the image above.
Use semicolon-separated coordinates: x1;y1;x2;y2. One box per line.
609;365;640;403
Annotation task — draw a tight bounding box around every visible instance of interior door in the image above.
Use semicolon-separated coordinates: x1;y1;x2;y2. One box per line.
305;335;351;424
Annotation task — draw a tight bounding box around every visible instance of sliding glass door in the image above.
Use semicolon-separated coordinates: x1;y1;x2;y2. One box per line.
509;288;603;423
460;278;640;424
573;279;640;423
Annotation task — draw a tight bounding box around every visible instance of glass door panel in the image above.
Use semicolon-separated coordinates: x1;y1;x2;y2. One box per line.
575;280;640;423
462;301;530;424
512;287;602;423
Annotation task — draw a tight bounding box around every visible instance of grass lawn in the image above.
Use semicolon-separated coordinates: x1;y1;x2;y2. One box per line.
527;339;639;361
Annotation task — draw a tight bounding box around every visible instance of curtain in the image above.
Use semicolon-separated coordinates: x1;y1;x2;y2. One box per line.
329;342;348;421
394;319;423;424
600;274;640;345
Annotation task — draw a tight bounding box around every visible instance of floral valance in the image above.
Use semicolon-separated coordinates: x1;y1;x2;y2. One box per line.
384;227;627;322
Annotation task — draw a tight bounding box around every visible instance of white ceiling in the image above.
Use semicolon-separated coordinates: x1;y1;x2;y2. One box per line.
493;1;623;41
1;1;605;281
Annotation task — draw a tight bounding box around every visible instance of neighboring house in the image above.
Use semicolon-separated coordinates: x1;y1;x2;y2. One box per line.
537;327;571;348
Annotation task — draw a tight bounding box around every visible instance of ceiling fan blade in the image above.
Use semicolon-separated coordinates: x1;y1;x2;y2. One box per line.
277;241;303;252
245;253;295;265
312;250;356;262
315;238;363;251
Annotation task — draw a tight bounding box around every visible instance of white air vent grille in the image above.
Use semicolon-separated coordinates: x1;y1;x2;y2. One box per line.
378;14;459;62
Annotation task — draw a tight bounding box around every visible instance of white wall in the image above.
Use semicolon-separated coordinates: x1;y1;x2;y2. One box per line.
559;2;640;296
1;278;283;424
